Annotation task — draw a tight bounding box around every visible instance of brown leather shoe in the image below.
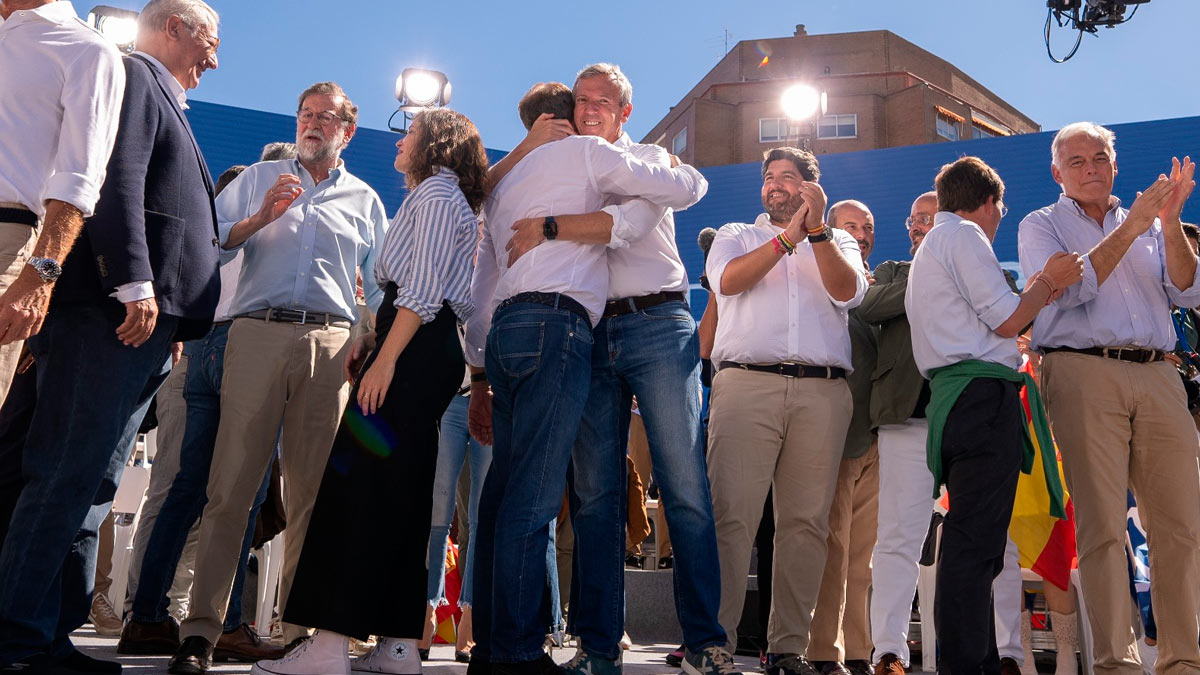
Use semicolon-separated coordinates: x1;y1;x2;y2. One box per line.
999;657;1022;675
873;653;905;675
213;623;286;663
116;617;180;655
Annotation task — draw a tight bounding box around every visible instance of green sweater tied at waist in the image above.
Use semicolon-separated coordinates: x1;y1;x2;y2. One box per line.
924;359;1066;519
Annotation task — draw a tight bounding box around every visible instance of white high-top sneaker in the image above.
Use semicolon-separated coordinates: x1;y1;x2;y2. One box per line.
251;630;351;675
351;637;422;674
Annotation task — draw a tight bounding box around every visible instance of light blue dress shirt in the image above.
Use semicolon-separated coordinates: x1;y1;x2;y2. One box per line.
216;158;388;323
1018;194;1200;352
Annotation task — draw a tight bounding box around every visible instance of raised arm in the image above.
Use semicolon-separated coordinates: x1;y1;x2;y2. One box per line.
857;261;908;323
487;113;575;189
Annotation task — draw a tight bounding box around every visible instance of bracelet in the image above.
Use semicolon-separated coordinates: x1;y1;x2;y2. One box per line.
1032;275;1055;303
773;233;794;256
778;230;796;250
806;222;826;235
470;372;489;383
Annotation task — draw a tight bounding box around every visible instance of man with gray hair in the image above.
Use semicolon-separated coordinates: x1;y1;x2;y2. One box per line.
171;81;388;675
498;63;731;675
1018;123;1200;674
0;0;222;672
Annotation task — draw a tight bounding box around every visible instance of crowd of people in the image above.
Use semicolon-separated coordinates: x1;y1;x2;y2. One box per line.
2;1;1199;675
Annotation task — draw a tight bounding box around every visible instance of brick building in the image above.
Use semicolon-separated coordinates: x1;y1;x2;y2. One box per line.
642;25;1040;167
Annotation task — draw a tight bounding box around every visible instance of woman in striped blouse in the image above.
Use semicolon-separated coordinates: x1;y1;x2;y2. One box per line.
256;108;489;675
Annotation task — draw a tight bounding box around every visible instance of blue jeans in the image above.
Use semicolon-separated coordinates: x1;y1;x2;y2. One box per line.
0;303;176;665
130;322;269;630
426;394;492;608
472;301;593;663
570;301;725;658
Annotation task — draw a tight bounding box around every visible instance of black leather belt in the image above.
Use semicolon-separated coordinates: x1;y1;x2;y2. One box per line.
1043;346;1164;363
0;207;36;227
235;308;351;328
719;361;846;379
496;292;589;323
603;291;686;318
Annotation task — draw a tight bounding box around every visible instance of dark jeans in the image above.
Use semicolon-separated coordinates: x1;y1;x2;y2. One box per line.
568;302;724;658
130;322;269;630
0;359;37;556
934;378;1022;675
473;300;593;663
0;303;176;665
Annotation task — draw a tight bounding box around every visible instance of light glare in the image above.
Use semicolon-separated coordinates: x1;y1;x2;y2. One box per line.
781;84;821;121
405;72;441;106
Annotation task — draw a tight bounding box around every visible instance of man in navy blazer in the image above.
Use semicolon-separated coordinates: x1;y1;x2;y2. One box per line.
0;1;221;672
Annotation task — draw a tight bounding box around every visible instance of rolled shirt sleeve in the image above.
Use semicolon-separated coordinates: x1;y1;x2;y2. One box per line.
950;225;1022;330
583;140;707;211
391;197;460;323
215;168;260;252
1018;209;1099;310
705;226;746;297
43;44;125;217
828;228;868;309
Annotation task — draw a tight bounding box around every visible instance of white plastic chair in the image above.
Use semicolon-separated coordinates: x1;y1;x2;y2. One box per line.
253;532;284;637
107;462;151;610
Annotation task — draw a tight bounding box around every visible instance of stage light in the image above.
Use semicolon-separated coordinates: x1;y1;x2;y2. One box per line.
781;83;826;122
88;5;139;53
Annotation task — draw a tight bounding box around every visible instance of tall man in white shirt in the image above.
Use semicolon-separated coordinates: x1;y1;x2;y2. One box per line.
1018;123;1200;675
0;0;124;403
172;82;389;675
499;64;731;675
704;147;868;675
907;157;1081;675
465;82;707;675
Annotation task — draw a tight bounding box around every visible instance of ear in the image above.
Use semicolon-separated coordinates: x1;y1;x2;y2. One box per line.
1050;163;1063;186
1111;158;1118;179
342;123;357;146
165;14;185;41
620;102;632;125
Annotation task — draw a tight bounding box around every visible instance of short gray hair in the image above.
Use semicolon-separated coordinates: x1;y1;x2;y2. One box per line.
260;142;297;162
1051;121;1116;169
574;63;633;108
827;199;871;229
138;0;218;34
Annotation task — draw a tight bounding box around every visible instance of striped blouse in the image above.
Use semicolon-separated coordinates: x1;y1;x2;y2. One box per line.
375;167;478;323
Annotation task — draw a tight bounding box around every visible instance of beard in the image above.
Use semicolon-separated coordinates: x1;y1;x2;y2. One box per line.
296;130;343;165
762;189;805;224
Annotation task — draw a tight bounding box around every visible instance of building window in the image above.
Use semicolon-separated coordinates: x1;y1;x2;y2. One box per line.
936;112;959;141
970;114;1010;139
817;114;857;139
672;127;687;155
972;126;996;139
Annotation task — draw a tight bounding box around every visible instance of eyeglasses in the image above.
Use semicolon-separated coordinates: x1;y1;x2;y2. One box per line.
180;18;219;51
297;110;345;126
998;202;1009;219
905;213;933;229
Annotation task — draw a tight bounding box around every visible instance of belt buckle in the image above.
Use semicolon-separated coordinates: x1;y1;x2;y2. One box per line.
821;365;833;379
291;309;308;325
780;361;798;378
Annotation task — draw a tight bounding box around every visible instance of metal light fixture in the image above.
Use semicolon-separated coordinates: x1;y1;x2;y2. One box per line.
88;5;139;54
388;68;452;133
780;83;827;150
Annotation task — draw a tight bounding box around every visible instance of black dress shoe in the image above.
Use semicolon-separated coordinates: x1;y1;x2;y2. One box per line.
812;661;851;675
61;650;121;674
117;617;180;655
844;659;872;675
168;636;214;675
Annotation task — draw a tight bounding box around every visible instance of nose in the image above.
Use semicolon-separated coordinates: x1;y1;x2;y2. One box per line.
205;52;218;70
396;139;403;150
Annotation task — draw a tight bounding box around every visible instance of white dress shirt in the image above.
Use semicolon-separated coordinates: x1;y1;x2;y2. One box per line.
0;0;124;220
706;213;867;370
906;212;1022;377
600;133;707;300
1018;193;1200;352
465;134;707;367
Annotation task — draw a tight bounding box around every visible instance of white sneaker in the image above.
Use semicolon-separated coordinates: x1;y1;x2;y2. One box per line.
251;633;350;675
351;638;421;674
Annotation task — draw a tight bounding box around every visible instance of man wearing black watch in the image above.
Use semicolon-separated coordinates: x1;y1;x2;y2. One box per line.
704;147;867;675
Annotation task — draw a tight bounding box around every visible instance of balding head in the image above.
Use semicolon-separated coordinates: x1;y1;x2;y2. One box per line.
907;191;937;254
828;199;874;263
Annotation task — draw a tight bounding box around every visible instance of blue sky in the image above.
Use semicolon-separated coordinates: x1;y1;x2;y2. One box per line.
96;0;1198;152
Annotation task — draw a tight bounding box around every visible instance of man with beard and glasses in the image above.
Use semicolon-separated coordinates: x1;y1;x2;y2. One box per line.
704;147;867;675
170;82;388;675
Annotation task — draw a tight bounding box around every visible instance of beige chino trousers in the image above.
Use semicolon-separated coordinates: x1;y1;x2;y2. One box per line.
0;208;39;406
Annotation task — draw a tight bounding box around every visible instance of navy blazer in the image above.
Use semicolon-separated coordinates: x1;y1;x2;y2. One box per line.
55;54;220;342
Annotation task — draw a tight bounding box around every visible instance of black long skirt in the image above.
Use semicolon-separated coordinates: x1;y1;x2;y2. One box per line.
283;285;464;640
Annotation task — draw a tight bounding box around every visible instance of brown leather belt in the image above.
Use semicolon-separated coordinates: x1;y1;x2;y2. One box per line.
719;361;846;379
1043;346;1164;363
603;291;686;318
235;308;351;328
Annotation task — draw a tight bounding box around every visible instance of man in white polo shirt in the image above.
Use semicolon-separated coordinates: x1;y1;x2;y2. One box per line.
704;147;867;675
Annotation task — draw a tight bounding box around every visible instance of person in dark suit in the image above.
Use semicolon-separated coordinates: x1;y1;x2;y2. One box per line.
0;1;221;672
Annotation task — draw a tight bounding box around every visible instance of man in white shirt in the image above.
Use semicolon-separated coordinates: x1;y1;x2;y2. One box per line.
704;147;867;675
0;0;124;404
906;156;1081;675
1018;123;1200;675
494;63;731;675
465;82;706;675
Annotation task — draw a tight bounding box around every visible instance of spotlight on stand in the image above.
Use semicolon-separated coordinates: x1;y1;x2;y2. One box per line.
388;68;452;133
87;5;139;54
781;83;827;151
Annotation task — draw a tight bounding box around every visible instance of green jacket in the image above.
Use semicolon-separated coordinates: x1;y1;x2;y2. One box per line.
925;359;1066;519
843;309;879;459
859;261;923;429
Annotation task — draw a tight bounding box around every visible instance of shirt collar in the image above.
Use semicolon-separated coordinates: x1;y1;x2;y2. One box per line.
2;1;79;28
1055;192;1122;218
612;132;633;151
133;50;189;110
294;158;346;186
755;212;783;231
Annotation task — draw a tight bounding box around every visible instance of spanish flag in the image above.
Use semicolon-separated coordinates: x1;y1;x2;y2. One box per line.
433;543;464;644
1008;358;1077;590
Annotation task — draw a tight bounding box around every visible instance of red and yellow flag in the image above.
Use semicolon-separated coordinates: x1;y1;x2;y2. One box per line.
433;543;464;644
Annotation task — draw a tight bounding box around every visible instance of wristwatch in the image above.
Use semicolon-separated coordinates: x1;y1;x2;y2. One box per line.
807;226;832;244
543;215;558;241
26;256;62;282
